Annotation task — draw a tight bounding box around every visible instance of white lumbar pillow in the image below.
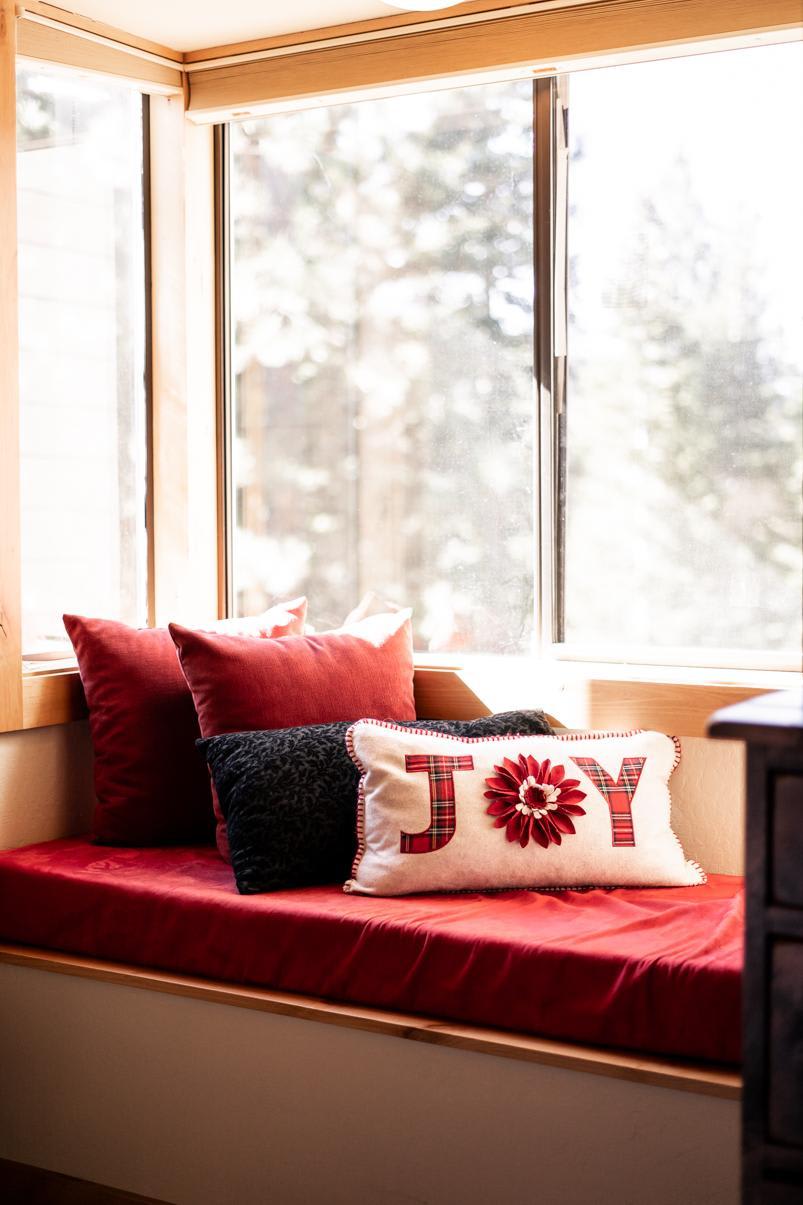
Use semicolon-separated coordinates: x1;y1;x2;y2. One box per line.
345;722;704;896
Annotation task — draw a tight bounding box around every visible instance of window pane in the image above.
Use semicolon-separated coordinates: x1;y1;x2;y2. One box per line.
564;44;803;660
229;82;535;653
16;67;147;654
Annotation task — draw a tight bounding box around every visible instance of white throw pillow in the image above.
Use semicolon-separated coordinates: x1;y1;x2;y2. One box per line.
345;722;704;896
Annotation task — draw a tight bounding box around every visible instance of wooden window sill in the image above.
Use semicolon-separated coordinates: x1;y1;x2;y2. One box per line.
0;943;741;1100
22;668;88;731
16;662;799;736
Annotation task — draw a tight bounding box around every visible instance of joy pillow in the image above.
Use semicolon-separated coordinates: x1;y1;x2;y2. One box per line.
345;722;704;895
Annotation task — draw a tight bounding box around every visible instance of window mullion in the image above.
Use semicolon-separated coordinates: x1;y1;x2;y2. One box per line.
533;76;567;655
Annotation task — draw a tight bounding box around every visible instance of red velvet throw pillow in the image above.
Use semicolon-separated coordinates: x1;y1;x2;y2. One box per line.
65;601;306;847
170;611;417;858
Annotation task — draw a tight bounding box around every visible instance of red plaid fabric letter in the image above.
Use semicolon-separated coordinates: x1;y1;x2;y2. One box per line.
569;757;647;846
401;754;475;853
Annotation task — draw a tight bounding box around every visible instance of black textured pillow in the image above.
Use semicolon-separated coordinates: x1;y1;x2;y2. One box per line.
199;711;553;894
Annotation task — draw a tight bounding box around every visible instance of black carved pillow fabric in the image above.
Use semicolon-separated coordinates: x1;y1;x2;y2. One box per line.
198;711;553;894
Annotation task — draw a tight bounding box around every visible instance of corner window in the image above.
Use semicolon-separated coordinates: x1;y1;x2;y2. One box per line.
224;41;803;669
16;66;148;655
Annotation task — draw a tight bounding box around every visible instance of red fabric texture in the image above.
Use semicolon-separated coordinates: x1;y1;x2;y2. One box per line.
0;838;742;1065
170;611;416;738
65;604;306;846
172;611;416;859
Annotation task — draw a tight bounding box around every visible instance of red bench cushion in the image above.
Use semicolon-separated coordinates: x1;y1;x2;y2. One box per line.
0;838;742;1065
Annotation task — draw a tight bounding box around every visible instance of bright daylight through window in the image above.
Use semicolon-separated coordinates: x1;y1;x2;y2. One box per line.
564;43;803;663
229;81;535;653
16;66;148;656
228;41;802;666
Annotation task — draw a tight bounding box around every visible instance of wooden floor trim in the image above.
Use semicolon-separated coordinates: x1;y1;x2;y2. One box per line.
0;943;741;1100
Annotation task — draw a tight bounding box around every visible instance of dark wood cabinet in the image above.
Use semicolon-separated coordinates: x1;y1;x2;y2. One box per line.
709;690;803;1204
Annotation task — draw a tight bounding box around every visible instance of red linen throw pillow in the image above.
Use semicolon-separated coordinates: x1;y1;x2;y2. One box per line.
64;600;306;846
170;611;417;858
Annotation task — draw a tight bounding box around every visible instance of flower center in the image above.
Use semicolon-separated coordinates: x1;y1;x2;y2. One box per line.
517;777;560;816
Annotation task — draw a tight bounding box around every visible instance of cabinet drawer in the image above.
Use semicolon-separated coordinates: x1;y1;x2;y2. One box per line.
759;1181;803;1203
772;774;803;908
768;940;803;1149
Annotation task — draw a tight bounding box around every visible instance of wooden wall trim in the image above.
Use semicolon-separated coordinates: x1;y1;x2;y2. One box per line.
0;944;742;1100
0;0;22;736
22;670;87;730
183;0;589;65
186;0;802;121
184;0;799;67
19;662;796;734
16;16;183;94
412;664;798;735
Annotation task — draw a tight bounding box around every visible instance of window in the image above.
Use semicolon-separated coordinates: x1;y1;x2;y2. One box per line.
563;43;803;665
225;42;802;668
227;81;535;653
16;66;148;655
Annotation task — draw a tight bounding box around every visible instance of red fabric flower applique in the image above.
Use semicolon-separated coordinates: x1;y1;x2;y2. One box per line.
484;756;587;849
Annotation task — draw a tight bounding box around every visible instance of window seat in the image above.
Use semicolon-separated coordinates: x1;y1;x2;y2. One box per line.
0;837;743;1067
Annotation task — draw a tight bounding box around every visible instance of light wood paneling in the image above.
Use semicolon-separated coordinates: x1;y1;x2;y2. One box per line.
187;0;802;120
583;679;772;736
22;671;87;730
0;943;741;1099
22;1;184;63
148;97;219;627
0;0;22;735
183;0;586;65
413;664;797;737
17;17;183;94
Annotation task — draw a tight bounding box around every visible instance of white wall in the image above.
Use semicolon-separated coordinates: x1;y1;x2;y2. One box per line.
0;964;740;1205
672;736;745;875
0;722;95;850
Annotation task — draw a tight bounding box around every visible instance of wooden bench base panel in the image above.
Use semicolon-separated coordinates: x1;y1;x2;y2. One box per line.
0;943;740;1100
0;955;741;1205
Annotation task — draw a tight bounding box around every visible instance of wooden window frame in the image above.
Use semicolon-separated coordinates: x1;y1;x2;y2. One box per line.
183;0;802;124
2;10;217;736
1;0;800;736
0;0;22;733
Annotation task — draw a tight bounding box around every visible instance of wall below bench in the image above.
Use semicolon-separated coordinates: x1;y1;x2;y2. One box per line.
0;961;740;1205
0;722;94;850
